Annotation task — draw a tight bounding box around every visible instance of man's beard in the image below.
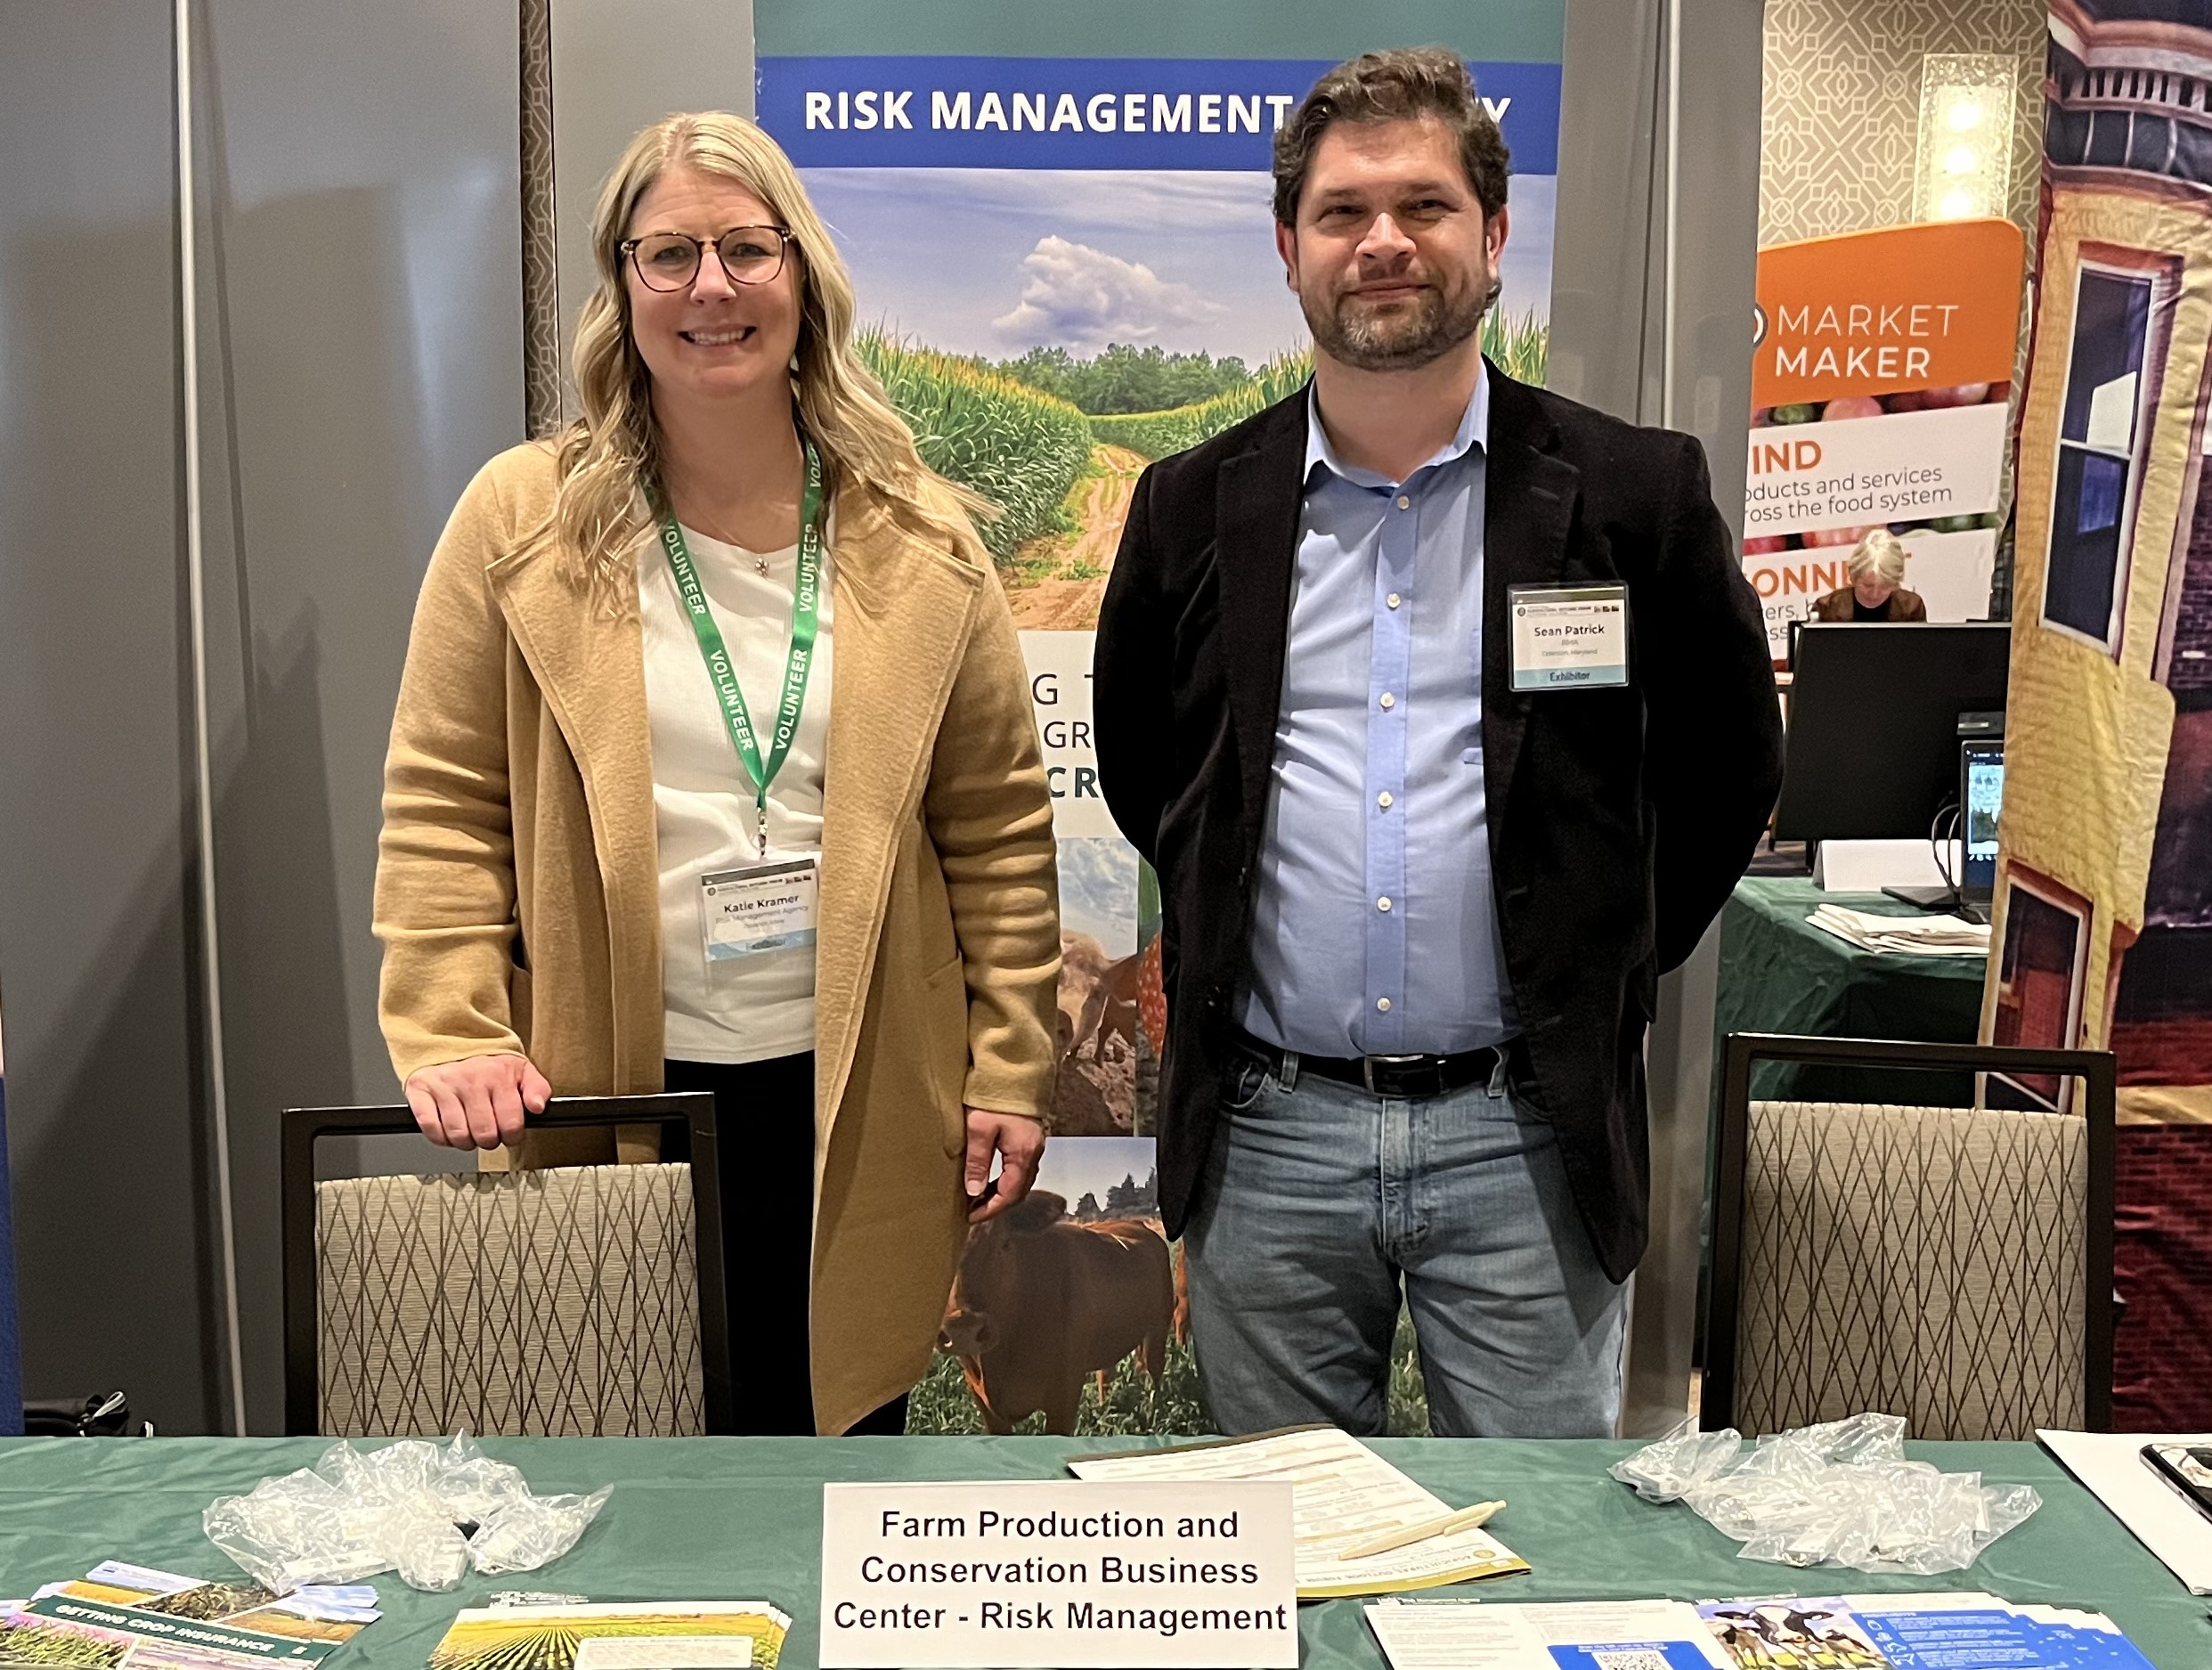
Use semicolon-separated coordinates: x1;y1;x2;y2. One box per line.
1305;268;1496;372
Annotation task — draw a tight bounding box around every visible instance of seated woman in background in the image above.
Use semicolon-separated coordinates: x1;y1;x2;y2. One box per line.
1812;527;1927;623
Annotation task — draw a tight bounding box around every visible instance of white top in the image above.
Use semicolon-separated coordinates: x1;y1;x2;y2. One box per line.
638;519;834;1064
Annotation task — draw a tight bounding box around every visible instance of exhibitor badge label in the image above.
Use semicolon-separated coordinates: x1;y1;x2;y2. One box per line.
698;859;818;961
818;1479;1297;1668
1509;584;1630;690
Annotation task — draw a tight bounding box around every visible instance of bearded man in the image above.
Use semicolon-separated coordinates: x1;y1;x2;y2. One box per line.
1092;49;1782;1436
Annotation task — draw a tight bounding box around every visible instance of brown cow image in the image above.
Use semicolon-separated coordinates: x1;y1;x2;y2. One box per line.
937;1190;1174;1435
1058;932;1142;1063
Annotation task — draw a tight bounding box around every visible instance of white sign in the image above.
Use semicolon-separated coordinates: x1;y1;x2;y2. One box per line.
1020;631;1118;839
818;1479;1298;1668
1743;528;1996;662
1363;1598;1735;1670
1744;402;2006;537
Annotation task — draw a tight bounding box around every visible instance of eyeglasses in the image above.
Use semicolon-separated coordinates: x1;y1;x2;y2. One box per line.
621;225;793;292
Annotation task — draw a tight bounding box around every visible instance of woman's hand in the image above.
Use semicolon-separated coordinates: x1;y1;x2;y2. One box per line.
404;1054;551;1150
964;1108;1045;1224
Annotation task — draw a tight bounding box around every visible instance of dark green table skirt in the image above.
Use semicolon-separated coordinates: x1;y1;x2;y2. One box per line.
0;1437;2203;1668
1715;877;1989;1107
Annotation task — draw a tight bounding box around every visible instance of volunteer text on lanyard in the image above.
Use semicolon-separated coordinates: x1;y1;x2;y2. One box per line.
656;437;824;962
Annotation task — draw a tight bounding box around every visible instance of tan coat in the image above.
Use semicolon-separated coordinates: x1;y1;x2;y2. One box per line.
373;443;1061;1434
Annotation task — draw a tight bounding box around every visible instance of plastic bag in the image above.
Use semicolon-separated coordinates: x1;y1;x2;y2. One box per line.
204;1432;610;1593
1611;1413;2039;1575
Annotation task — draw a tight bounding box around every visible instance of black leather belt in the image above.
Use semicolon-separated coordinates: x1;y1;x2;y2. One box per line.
1234;1029;1508;1100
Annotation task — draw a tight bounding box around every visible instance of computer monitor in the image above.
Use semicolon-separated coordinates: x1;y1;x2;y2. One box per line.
1773;621;2011;842
1960;737;2005;901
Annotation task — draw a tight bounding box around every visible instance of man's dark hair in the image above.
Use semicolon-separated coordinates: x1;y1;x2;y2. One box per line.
1272;48;1510;226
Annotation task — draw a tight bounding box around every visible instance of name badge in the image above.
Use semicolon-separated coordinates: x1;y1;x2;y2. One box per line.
699;858;818;961
1509;583;1630;690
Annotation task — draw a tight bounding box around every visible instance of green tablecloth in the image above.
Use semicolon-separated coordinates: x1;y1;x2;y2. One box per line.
1;1437;2203;1668
1715;876;1989;1107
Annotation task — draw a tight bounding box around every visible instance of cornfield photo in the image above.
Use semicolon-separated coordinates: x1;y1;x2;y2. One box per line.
430;1615;781;1670
1086;347;1316;462
861;313;1550;632
854;331;1093;566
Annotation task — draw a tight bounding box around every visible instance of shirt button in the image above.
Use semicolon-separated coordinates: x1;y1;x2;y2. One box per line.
1377;896;1392;912
1387;592;1403;609
1378;791;1394;810
1376;997;1393;1013
1396;495;1411;509
1378;692;1396;710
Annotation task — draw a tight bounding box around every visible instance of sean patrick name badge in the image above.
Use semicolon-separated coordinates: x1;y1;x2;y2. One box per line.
699;858;819;961
1509;583;1631;691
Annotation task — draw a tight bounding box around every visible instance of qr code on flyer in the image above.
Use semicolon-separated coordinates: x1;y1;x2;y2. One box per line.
1589;1652;1677;1670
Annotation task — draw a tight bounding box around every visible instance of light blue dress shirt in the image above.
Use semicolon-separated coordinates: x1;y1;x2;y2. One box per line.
1239;371;1518;1058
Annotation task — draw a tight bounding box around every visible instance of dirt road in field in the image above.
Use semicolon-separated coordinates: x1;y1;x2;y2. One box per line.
1007;444;1147;631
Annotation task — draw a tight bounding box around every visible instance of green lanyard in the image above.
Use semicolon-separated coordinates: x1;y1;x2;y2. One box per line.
655;438;824;859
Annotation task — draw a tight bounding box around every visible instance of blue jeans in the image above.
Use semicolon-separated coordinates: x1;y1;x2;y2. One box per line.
1183;1048;1627;1438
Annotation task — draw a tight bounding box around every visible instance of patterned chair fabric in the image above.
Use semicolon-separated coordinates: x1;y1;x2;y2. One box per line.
1732;1100;2087;1441
316;1164;703;1437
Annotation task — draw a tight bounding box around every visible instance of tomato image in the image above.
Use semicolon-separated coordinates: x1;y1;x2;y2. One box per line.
1801;524;1876;547
1819;395;1886;420
1917;381;1992;409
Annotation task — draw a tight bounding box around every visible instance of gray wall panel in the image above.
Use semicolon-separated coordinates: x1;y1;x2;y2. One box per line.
550;0;756;385
0;0;224;1433
1669;0;1763;536
1628;0;1763;1438
197;0;525;1430
0;0;524;1434
1550;0;1665;422
1553;0;1765;1436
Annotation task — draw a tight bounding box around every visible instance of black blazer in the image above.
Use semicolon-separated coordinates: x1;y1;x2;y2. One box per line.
1093;365;1784;1282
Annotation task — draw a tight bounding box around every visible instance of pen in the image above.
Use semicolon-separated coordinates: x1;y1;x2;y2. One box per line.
1338;1499;1507;1560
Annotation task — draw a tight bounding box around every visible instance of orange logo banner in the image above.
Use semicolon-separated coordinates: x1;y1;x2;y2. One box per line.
1753;219;2026;408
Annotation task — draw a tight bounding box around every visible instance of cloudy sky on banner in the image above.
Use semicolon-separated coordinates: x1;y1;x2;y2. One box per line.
1034;1136;1159;1206
811;167;1557;363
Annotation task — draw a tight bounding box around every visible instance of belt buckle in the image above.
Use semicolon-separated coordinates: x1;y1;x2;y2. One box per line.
1363;1052;1429;1096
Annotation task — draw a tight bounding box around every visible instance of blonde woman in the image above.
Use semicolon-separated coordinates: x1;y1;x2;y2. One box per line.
1812;527;1928;623
373;111;1061;1436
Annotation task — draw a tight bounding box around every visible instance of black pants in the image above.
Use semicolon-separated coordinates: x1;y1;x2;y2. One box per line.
664;1055;909;1436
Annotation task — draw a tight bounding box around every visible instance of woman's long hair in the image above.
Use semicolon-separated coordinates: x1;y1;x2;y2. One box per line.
534;110;989;600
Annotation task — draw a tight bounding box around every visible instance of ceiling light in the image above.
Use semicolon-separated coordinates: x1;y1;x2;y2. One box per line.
1916;56;2017;225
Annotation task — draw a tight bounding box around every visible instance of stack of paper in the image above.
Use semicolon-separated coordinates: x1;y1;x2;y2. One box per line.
2039;1429;2212;1595
1699;1591;2157;1669
1808;904;1991;957
0;1559;381;1670
1364;1593;2160;1670
1067;1425;1529;1598
1366;1597;1729;1668
427;1601;793;1670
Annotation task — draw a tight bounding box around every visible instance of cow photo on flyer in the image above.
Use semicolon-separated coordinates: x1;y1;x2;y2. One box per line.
916;1134;1197;1437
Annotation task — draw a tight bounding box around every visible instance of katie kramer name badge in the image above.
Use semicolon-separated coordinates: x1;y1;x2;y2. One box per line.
700;858;819;961
1509;583;1630;691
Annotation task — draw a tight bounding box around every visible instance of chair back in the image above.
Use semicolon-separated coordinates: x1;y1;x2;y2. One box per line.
1704;1035;2114;1441
281;1096;730;1436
